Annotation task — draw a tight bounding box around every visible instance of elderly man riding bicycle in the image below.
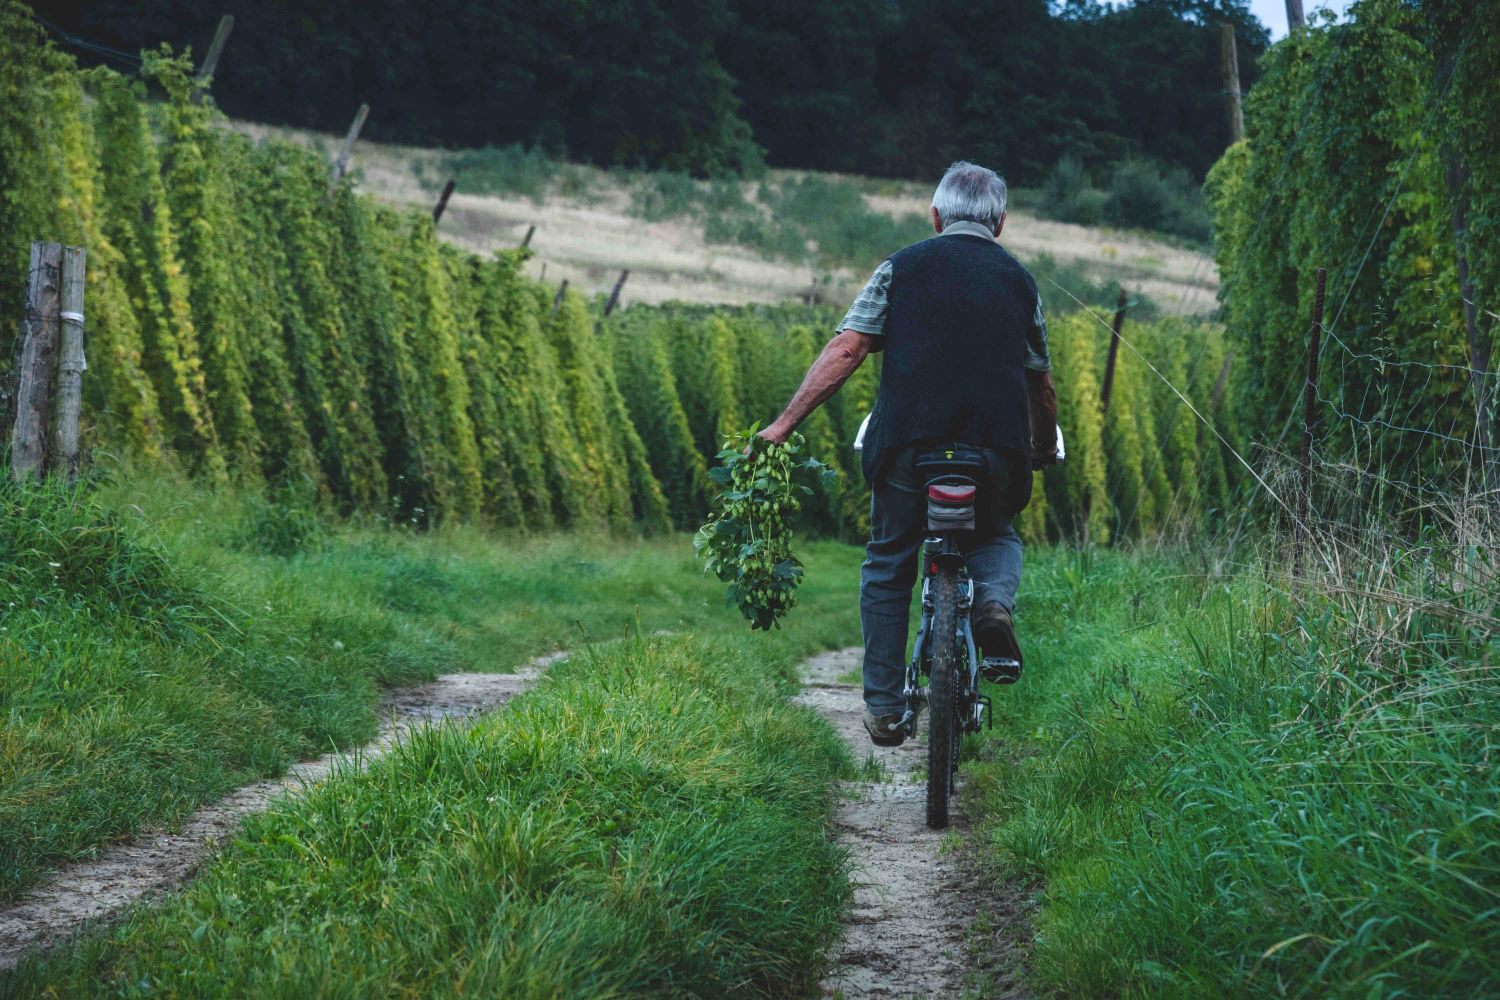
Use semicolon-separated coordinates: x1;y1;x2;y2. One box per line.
756;160;1059;748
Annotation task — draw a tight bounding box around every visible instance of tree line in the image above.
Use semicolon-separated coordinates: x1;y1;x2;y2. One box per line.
30;0;1267;185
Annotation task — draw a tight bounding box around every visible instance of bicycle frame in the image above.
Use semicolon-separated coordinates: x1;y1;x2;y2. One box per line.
898;533;993;740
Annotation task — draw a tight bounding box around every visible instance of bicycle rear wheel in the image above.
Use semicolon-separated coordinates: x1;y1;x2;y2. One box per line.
926;565;961;829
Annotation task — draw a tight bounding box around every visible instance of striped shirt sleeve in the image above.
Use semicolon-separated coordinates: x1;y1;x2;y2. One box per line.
1025;294;1051;372
837;260;892;343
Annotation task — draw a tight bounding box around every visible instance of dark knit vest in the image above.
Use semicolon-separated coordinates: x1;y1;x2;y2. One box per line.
861;233;1036;483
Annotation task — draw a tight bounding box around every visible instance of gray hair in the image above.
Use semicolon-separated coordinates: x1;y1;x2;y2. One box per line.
931;161;1008;232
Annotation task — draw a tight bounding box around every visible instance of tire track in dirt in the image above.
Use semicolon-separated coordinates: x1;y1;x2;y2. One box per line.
799;647;1034;1000
0;652;568;971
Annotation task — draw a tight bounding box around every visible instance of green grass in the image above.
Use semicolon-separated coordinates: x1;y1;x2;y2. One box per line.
969;544;1500;997
5;632;855;997
0;471;864;906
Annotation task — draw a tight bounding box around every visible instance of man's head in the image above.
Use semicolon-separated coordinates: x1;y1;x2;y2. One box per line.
930;161;1008;237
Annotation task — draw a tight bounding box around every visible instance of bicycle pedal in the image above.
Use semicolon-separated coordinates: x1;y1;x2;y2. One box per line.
981;656;1021;684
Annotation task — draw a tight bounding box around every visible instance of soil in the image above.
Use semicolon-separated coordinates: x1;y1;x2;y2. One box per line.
0;652;566;971
799;647;1036;999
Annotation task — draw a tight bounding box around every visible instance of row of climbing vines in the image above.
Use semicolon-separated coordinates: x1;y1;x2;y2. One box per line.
605;303;1241;546
0;8;664;531
1206;0;1500;488
2;3;1238;543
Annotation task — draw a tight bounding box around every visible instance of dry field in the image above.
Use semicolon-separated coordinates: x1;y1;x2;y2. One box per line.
229;120;1219;315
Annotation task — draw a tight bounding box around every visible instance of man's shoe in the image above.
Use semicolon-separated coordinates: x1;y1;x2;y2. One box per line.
863;709;906;747
973;601;1023;684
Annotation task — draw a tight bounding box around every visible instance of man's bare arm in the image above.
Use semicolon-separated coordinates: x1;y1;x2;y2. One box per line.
1027;369;1058;463
758;329;877;444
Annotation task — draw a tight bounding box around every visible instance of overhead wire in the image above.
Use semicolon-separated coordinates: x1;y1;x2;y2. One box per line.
32;14;143;68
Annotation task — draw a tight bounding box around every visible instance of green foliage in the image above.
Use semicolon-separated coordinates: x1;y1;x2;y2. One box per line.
0;470;865;916
1047;314;1112;544
230;484;328;558
91;62;222;476
0;27;688;535
695;430;836;630
967;543;1500;997
609;311;714;530
1207;0;1500;483
1039;155;1212;244
10;632;856;997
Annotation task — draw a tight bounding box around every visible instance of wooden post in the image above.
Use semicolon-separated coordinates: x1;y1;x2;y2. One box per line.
603;269;629;318
1199;352;1233;447
9;242;62;481
328;103;370;193
594;270;631;336
191;14;235;105
53;247;87;481
1100;288;1128;412
550;280;569;317
1294;267;1326;583
1220;24;1245;144
520;224;536;249
1285;0;1305;31
431;178;457;225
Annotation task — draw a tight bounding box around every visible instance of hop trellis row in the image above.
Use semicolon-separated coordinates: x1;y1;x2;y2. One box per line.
3;2;1238;543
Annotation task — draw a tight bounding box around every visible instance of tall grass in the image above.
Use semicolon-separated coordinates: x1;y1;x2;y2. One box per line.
0;470;864;905
5;633;854;997
967;543;1500;997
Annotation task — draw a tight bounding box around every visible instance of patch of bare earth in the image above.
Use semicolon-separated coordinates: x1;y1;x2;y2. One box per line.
0;652;567;971
799;647;1035;999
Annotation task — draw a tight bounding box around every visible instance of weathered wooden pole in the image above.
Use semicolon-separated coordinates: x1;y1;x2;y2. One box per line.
1100;288;1128;412
328;103;370;193
1220;25;1245;143
603;269;629;318
9;242;62;481
550;279;569;317
520;224;536;249
431;178;457;224
191;14;235;105
53;247;87;481
1294;267;1326;583
1284;0;1305;32
594;270;632;336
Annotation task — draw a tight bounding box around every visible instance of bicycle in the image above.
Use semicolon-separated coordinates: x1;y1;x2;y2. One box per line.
897;446;1017;829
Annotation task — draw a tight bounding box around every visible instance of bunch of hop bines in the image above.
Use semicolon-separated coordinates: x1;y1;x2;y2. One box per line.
694;428;838;630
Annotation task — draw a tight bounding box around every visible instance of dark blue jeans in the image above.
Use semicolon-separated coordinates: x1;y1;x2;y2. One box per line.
859;444;1024;715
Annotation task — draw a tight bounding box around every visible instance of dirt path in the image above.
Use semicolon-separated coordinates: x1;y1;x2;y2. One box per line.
799;648;1034;999
0;652;566;971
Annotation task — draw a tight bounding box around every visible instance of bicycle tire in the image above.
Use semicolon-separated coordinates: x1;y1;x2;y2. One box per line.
926;565;960;829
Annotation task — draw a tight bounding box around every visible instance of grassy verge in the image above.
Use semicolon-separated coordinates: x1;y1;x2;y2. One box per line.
0;472;863;905
6;631;854;996
969;545;1499;997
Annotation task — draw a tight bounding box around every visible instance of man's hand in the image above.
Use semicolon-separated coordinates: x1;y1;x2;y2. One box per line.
1026;369;1058;467
757;421;791;445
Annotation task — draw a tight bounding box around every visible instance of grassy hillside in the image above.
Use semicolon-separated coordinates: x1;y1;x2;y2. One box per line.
228;119;1219;317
